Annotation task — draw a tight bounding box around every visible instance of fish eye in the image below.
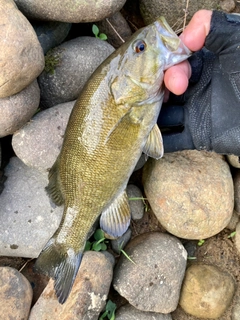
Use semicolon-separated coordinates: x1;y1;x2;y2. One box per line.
133;40;147;53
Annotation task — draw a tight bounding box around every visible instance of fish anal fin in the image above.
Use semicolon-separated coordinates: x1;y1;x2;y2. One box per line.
100;191;131;239
34;237;82;304
143;124;164;159
46;156;64;206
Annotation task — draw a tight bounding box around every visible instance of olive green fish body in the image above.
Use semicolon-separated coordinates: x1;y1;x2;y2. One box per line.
35;17;191;304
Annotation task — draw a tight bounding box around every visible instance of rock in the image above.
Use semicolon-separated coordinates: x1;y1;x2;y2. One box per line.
113;232;187;313
38;37;114;108
115;304;172;320
0;266;33;320
0;157;63;258
139;0;234;28
232;294;240;320
226;154;240;169
234;221;240;255
0;80;40;138
226;210;239;230
32;21;72;54
111;228;132;254
143;150;234;240
12;101;74;171
127;184;145;220
234;169;240;213
179;264;236;319
0;0;44;98
96;12;132;49
14;0;127;23
29;251;113;320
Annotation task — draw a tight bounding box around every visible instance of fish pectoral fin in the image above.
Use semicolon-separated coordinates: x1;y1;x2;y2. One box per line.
46;156;64;206
34;237;83;304
100;191;131;239
143;124;164;159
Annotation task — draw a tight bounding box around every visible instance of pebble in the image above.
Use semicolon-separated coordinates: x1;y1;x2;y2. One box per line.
115;303;172;320
226;154;240;169
29;251;113;320
0;266;33;320
110;228;132;254
234;221;240;255
127;184;145;220
12;101;74;171
143;150;234;240
38;37;114;108
0;157;63;258
179;263;236;318
32;21;72;54
113;232;187;313
0;80;40;138
14;0;127;23
0;0;44;98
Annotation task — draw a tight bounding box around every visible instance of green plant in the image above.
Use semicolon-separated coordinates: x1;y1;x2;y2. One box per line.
228;231;236;238
99;300;116;320
198;239;205;246
85;229;108;251
92;24;108;40
44;49;62;74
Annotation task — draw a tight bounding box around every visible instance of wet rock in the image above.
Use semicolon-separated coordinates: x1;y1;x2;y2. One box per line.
38;37;114;108
111;228;132;254
96;12;132;49
0;157;63;258
113;232;187;313
115;303;172;320
226;154;240;169
233;169;240;213
0;266;33;320
127;184;145;220
32;21;72;54
143;150;234;240
29;251;113;320
0;80;40;138
12;101;74;171
179;264;235;319
0;0;44;98
14;0;127;23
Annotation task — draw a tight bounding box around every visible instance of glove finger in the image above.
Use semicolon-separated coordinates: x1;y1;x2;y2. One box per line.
162;127;195;153
158;104;184;127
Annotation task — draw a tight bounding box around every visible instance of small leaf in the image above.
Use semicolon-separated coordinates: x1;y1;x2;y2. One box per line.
100;243;107;251
228;231;236;238
198;239;205;246
94;229;105;241
84;241;92;251
92;24;99;37
121;249;136;265
92;242;102;251
106;300;117;320
99;33;108;40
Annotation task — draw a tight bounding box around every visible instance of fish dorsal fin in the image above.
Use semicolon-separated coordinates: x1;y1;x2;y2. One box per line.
143;124;164;159
45;156;64;206
100;191;131;239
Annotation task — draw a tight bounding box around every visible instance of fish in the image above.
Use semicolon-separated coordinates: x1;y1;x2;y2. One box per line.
34;17;191;304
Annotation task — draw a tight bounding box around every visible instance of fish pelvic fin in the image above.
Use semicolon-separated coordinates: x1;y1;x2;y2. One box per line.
34;237;82;304
46;156;64;206
143;124;164;159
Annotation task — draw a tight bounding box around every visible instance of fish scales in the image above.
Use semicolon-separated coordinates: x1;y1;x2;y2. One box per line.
35;17;191;304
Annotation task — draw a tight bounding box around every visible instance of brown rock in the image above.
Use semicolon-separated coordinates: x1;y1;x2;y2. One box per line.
143;150;234;239
226;155;240;169
29;251;113;320
0;266;33;320
0;0;44;98
179;264;235;319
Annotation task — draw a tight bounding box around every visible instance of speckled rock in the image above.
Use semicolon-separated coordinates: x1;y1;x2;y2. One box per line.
12;101;74;172
14;0;127;23
0;80;40;138
38;37;114;108
115;304;172;320
29;251;113;320
226;154;240;169
0;0;44;98
0;266;33;320
179;264;236;319
143;150;234;240
127;184;145;220
113;232;187;313
0;157;63;258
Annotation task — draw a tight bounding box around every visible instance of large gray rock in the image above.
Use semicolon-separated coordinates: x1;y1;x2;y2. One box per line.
0;0;44;98
12;101;74;171
14;0;127;23
38;37;114;108
0;157;63;258
143;150;234;240
113;232;187;313
0;80;40;138
115;304;172;320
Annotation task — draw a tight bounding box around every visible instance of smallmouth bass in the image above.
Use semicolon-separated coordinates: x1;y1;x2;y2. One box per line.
35;17;191;303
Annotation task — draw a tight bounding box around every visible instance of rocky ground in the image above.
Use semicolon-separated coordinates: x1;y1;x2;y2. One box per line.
1;0;240;319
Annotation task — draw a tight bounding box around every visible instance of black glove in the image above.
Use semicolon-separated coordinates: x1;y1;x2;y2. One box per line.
158;10;240;156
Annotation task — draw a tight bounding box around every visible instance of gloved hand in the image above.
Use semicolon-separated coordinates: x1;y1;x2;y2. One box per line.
159;10;240;156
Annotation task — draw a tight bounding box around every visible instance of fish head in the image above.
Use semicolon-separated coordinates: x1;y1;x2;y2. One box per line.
110;17;191;105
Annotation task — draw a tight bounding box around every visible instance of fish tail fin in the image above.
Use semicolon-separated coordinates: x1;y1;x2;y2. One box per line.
34;237;83;304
